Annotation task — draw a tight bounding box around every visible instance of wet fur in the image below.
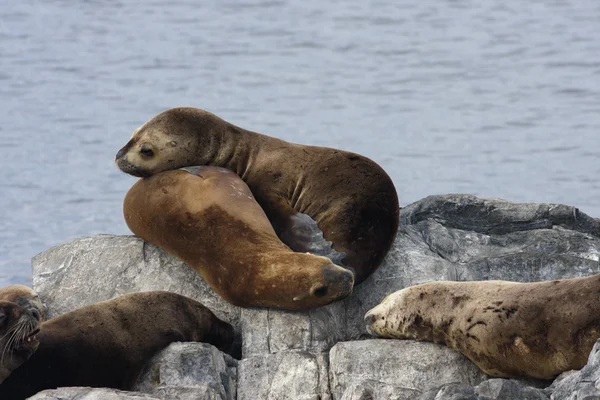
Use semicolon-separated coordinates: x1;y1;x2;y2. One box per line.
115;107;400;284
365;274;600;379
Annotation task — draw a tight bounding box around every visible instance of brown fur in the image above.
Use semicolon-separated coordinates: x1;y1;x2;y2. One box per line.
123;166;355;310
115;107;400;284
0;286;44;384
0;291;233;399
365;274;600;379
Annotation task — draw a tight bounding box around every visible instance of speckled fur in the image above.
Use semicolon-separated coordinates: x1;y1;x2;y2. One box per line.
365;275;600;379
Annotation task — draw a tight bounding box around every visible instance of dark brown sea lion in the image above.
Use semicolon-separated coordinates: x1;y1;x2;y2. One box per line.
123;166;354;310
0;291;233;399
365;274;600;379
115;107;400;284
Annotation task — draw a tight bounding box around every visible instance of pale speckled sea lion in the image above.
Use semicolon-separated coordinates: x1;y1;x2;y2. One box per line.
0;291;233;399
0;285;45;384
365;274;600;379
123;166;355;310
115;107;400;284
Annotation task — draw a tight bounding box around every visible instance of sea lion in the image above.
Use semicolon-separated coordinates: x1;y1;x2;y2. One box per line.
0;286;45;384
115;107;400;284
123;166;355;310
364;274;600;379
0;291;233;399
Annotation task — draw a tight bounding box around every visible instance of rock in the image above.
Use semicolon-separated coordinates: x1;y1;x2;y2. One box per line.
30;194;600;399
237;350;328;400
28;387;162;399
418;383;479;400
548;339;600;399
329;340;487;399
419;379;550;400
134;342;237;400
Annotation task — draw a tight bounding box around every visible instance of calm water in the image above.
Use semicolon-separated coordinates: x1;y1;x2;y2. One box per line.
1;0;599;286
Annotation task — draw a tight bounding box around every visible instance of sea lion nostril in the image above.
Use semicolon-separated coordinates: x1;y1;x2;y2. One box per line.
313;286;329;297
30;308;40;322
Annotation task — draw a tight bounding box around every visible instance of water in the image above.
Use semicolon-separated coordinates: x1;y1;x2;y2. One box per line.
1;0;599;286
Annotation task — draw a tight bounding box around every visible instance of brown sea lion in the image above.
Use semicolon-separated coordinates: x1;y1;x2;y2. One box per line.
123;166;354;310
364;274;600;379
0;291;233;399
115;107;400;284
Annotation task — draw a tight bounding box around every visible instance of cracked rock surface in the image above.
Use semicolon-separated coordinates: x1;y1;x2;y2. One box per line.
28;194;600;399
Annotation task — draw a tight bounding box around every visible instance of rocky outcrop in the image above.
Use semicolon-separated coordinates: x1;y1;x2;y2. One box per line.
329;340;487;399
28;194;600;399
418;379;550;400
134;343;237;400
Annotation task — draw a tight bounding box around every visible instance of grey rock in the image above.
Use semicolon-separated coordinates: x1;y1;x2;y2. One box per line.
237;350;328;400
30;194;600;400
549;339;600;399
28;387;162;399
134;342;237;400
420;379;550;400
475;379;549;399
329;340;487;399
240;302;347;358
418;383;478;400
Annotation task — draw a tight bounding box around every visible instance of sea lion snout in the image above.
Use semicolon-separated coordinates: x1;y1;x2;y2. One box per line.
364;310;377;335
319;263;354;299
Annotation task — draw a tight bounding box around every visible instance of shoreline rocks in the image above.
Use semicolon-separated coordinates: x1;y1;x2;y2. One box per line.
27;194;600;399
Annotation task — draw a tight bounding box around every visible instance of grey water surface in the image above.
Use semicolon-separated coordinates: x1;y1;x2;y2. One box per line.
1;0;599;285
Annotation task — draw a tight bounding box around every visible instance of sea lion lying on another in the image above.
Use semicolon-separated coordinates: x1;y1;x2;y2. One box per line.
365;274;600;379
123;166;355;310
115;107;400;284
0;291;233;399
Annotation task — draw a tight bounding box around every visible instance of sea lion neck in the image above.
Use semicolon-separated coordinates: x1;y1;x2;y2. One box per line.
199;121;264;180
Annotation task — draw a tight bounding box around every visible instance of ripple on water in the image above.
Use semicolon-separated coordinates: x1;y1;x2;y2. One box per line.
1;0;600;285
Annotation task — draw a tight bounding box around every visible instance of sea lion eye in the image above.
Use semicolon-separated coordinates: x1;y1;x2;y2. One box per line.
140;145;154;158
312;285;329;297
0;310;6;326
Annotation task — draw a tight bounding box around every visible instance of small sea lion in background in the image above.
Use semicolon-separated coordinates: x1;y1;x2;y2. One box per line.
0;285;43;384
123;166;354;310
0;291;233;399
364;274;600;379
115;107;400;284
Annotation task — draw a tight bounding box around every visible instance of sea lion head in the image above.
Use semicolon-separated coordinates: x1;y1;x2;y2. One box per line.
115;107;218;177
251;258;355;310
0;285;46;323
0;299;42;383
364;289;408;337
